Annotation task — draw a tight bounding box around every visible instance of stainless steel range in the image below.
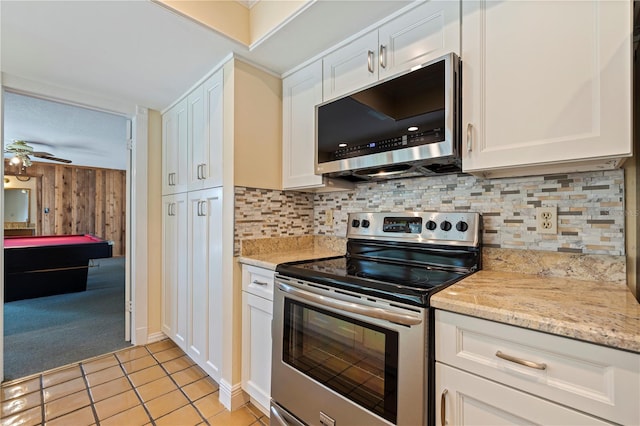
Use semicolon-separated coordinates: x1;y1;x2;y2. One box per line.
270;212;482;426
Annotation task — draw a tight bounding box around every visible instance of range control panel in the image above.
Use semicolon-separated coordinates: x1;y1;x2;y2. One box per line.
346;211;481;247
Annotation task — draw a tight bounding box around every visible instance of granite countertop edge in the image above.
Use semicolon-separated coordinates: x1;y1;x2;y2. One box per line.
431;270;640;354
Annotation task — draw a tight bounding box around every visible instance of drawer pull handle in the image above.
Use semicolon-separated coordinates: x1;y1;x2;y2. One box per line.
496;351;547;370
252;280;269;286
367;50;374;73
440;388;448;426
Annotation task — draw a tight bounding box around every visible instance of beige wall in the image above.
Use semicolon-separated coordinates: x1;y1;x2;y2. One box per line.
157;1;250;45
233;59;282;190
249;1;307;44
147;109;163;335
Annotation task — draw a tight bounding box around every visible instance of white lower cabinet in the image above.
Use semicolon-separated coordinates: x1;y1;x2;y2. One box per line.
187;187;223;382
436;363;611;425
161;193;188;350
241;265;274;413
435;310;640;426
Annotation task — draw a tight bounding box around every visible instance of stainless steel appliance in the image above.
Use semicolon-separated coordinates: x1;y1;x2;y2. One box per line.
271;211;482;426
315;53;460;181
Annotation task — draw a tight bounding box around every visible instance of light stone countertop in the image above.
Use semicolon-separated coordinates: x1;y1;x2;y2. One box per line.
237;247;344;271
431;270;640;353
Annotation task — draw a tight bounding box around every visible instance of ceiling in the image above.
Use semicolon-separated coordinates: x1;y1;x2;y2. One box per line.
1;0;411;169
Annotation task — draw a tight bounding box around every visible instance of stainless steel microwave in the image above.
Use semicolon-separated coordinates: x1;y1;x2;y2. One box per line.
315;52;460;181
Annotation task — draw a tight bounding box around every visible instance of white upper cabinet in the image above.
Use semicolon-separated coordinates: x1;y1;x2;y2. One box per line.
462;0;633;177
323;1;461;101
188;70;224;191
162;98;188;195
282;60;324;189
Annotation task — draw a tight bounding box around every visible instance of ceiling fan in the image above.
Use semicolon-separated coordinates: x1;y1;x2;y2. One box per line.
5;140;72;170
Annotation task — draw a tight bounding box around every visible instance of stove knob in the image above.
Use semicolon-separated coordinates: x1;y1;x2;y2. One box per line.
425;220;437;231
440;220;452;231
456;221;469;232
352;219;360;228
361;219;370;228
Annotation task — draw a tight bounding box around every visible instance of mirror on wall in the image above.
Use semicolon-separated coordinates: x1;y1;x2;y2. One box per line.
4;175;39;236
5;188;31;223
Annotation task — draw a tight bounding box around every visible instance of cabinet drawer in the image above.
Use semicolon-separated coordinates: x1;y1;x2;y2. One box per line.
242;265;275;301
435;310;639;426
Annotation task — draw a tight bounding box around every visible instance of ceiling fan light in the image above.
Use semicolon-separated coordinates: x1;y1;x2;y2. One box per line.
10;156;21;165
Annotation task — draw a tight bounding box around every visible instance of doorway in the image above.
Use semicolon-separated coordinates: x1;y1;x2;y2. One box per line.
2;90;134;381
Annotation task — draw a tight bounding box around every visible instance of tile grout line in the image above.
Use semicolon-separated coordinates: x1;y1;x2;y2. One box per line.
117;347;158;426
79;361;102;426
150;348;211;426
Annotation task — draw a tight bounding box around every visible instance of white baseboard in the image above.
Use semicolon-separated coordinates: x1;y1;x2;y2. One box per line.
146;331;167;344
219;379;249;411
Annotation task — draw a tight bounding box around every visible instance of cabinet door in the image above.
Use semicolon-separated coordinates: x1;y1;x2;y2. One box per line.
162;98;188;195
322;30;378;101
242;291;273;412
462;0;632;175
201;70;223;189
187;187;223;372
436;363;612;426
187;84;205;191
204;187;223;382
378;0;460;80
161;193;188;350
282;60;324;189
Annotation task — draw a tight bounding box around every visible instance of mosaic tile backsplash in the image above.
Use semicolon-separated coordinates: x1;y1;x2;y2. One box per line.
235;169;626;256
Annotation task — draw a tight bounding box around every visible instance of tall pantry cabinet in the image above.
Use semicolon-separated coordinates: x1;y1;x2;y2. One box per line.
161;69;224;383
162;57;281;409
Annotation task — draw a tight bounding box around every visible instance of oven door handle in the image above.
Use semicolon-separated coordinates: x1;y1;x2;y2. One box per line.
278;282;422;326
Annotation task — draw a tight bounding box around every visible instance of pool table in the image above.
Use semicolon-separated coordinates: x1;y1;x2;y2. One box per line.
4;234;113;302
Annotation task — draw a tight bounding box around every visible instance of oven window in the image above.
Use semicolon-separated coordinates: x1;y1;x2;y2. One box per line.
282;299;398;423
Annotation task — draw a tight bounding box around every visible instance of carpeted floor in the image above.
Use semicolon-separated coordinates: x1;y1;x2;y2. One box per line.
3;256;131;381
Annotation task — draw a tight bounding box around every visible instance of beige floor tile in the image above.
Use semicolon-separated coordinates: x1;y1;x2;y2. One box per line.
115;346;150;363
85;365;124;388
43;376;86;402
127;365;166;388
161;355;195;374
99;405;151;426
94;389;141;421
171;365;206;387
135;376;178;402
44;390;91;421
120;354;158;374
155;404;204;426
257;416;270;426
182;377;219;402
1;378;41;401
144;389;189;420
0;405;42;426
89;376;132;403
81;355;119;375
193;394;225;419
146;339;177;354
207;406;260;426
1;391;41;417
153;347;185;363
245;403;268;420
42;365;82;388
44;406;95;426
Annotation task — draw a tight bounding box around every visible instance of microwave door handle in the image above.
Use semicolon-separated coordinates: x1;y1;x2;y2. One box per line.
278;282;422;326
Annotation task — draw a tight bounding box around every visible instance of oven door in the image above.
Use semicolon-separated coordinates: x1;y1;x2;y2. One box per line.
272;276;427;426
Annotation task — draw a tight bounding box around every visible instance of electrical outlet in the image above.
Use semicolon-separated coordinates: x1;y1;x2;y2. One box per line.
536;207;557;234
325;209;333;225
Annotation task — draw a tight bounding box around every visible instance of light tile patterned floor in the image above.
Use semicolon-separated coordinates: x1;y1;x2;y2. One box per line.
0;339;269;426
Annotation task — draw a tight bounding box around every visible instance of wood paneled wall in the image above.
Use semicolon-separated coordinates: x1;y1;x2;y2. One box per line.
5;160;127;256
